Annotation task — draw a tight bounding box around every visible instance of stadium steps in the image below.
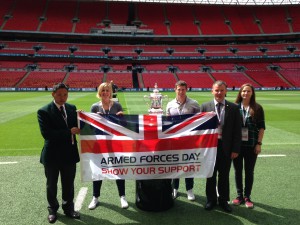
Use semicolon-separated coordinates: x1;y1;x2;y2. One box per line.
15;71;31;88
275;71;294;87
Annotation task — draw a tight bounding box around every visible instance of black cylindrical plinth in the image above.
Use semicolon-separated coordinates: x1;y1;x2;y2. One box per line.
135;179;174;211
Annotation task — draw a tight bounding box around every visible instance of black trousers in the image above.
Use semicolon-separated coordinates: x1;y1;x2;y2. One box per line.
206;141;232;203
92;180;125;198
172;178;194;191
233;146;258;198
44;164;76;213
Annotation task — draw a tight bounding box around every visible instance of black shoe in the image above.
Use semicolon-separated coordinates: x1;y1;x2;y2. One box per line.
64;211;80;219
205;201;217;211
48;213;57;223
219;201;232;213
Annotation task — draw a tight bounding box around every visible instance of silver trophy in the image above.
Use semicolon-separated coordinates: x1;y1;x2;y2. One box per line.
144;83;169;115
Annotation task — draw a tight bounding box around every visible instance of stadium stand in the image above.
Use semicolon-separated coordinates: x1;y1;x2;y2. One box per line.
75;1;107;33
66;72;104;88
0;1;300;89
142;72;176;88
39;1;76;33
176;73;214;88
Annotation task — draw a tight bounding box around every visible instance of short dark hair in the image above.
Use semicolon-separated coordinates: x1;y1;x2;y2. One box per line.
213;80;227;88
175;80;187;89
53;83;69;92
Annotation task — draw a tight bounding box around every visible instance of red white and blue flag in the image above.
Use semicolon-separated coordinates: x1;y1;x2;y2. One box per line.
78;111;218;182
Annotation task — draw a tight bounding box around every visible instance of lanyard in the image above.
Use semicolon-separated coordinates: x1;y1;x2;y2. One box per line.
101;101;111;114
241;105;249;126
177;102;186;115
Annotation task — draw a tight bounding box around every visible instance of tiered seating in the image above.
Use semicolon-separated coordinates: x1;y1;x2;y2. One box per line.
144;64;170;71
169;45;199;56
19;71;66;88
287;5;300;32
199;45;230;55
235;46;263;56
254;6;290;34
137;3;168;35
176;73;213;88
208;64;236;71
75;1;106;33
66;72;104;88
174;64;201;71
3;0;45;31
0;41;35;54
1;2;300;37
242;63;269;71
38;62;68;70
40;1;76;32
279;70;300;87
4;41;35;49
195;5;230;35
108;45;137;56
211;72;256;88
0;1;13;26
245;70;288;87
111;64;131;71
165;4;199;35
142;72;176;88
106;72;133;88
75;63;101;70
277;62;300;69
0;61;29;69
108;2;130;25
223;6;261;34
0;71;26;87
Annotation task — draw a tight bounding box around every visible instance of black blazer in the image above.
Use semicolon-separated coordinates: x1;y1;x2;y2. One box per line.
200;100;241;156
37;102;80;166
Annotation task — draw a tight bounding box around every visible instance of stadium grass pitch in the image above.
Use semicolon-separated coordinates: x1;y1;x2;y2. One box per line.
0;90;299;225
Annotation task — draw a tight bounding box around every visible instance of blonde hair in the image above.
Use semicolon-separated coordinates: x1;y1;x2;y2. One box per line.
96;82;113;99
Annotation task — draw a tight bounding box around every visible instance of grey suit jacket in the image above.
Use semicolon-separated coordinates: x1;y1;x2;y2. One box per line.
200;100;241;156
37;101;80;166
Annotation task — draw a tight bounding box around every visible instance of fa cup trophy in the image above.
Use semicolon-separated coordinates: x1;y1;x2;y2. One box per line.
144;83;168;114
136;83;173;212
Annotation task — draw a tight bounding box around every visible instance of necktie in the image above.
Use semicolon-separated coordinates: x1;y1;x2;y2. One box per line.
60;106;66;119
217;102;222;116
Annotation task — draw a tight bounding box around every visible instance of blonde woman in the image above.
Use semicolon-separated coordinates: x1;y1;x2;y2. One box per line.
88;82;128;210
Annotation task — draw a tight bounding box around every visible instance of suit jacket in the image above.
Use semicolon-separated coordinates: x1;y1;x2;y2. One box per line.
200;100;241;156
37;101;80;166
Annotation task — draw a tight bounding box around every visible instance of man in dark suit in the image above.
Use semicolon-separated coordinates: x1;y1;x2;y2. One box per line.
200;80;241;213
37;83;80;223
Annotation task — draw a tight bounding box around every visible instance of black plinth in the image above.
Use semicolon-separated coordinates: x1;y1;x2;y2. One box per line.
135;179;174;212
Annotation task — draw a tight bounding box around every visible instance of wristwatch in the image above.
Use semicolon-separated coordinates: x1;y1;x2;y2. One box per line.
257;142;262;145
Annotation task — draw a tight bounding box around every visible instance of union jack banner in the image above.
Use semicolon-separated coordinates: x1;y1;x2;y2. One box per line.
78;111;218;182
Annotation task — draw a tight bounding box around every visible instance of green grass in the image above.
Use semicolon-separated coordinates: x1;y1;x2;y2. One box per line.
0;91;300;225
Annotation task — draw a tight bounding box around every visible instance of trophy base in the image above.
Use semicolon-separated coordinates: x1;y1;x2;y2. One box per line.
148;108;163;114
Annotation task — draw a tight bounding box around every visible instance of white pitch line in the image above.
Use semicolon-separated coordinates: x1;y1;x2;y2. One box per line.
0;162;18;165
259;154;286;157
75;187;88;211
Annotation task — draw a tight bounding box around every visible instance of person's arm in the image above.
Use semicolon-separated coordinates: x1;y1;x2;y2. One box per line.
255;128;264;154
254;104;265;155
231;104;242;159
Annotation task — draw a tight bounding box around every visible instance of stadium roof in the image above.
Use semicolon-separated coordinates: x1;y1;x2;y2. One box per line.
90;0;300;5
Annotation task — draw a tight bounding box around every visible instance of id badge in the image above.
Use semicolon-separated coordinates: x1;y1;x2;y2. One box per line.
242;127;249;141
218;125;222;139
